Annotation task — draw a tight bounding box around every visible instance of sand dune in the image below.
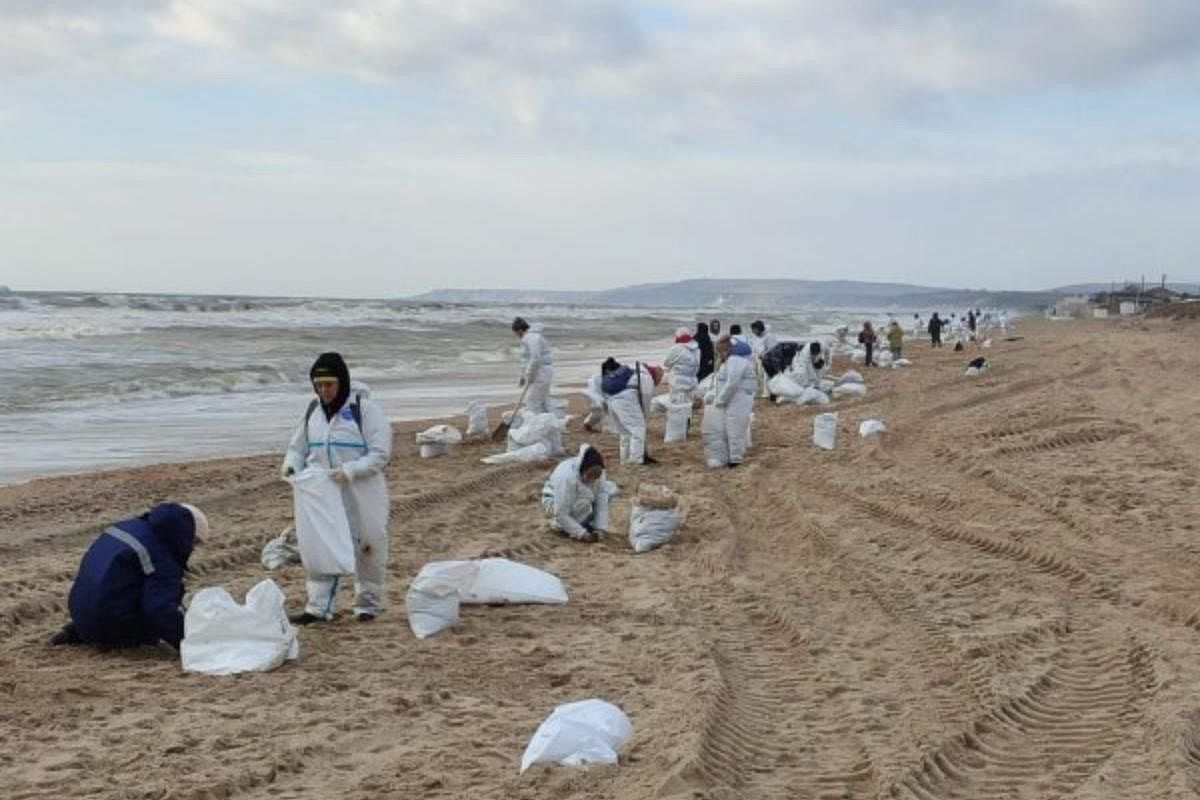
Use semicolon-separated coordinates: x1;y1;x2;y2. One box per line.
3;317;1200;799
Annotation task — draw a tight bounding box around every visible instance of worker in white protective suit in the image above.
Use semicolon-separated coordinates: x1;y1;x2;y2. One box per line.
581;372;608;432
702;336;757;468
512;317;554;415
664;328;700;403
600;357;663;465
749;320;779;398
792;340;830;389
282;352;392;624
540;445;616;541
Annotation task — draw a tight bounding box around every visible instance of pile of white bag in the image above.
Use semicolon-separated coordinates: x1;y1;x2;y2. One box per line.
406;558;568;639
481;413;568;465
813;411;839;451
832;371;868;399
181;579;300;675
768;374;830;406
520;699;633;773
629;484;682;553
416;424;463;459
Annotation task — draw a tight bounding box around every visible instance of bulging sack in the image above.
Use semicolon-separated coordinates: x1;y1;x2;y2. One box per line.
288;468;357;575
664;402;691;444
832;382;868;399
629;484;681;553
859;419;887;437
482;442;550;465
813;412;839;451
508;412;567;456
839;370;864;385
417;425;463;458
260;526;301;570
520;699;633;773
180;579;299;676
767;373;805;400
406;558;568;638
465;401;490;440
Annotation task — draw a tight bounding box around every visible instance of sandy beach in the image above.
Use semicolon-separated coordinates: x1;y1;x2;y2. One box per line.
4;316;1200;799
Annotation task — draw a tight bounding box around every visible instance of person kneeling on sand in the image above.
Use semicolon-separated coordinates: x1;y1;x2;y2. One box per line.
541;445;615;542
282;352;392;625
49;503;209;649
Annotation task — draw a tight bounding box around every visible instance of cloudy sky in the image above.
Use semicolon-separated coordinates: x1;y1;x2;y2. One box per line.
3;1;1199;297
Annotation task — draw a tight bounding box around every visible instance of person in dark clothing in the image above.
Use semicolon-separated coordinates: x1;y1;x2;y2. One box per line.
928;313;945;347
858;322;877;367
967;310;977;338
695;322;715;383
50;503;209;649
760;341;800;379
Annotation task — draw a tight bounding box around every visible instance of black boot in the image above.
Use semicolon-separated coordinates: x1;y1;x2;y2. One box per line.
288;612;324;625
49;623;84;646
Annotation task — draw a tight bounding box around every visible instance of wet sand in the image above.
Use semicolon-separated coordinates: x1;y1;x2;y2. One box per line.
3;317;1200;799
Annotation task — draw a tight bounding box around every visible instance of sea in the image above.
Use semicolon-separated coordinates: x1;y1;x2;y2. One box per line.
0;290;886;485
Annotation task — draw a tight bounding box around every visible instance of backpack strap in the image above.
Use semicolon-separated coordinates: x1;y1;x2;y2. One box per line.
305;395;365;437
304;398;319;426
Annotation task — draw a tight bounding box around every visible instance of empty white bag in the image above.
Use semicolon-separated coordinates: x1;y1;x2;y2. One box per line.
180;579;299;676
406;558;568;638
288;468;357;576
813;412;839;451
520;699;633;773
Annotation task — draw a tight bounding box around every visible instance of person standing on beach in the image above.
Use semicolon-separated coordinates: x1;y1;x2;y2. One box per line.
886;320;905;360
664;327;701;404
282;352;392;624
702;335;756;468
49;503;209;649
694;322;715;384
541;445;614;541
512;317;555;415
858;322;877;367
600;358;661;465
928;313;945;347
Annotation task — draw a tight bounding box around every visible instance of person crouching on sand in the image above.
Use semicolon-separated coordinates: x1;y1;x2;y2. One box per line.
50;503;208;649
541;445;615;542
702;335;756;469
282;352;392;624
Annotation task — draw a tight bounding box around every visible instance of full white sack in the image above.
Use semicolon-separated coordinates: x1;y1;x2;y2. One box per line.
859;419;887;437
875;349;893;367
288;468;357;576
482;442;550;465
839;370;864;385
767;373;805;400
849;349;866;364
181;579;299;676
893;358;912;367
406;561;478;639
832;382;868;399
650;394;671;415
664;402;691;444
419;442;449;459
796;387;830;406
520;699;633;773
629;504;681;554
813;412;839;451
509;413;563;448
406;558;567;639
465;401;490;440
416;424;463;445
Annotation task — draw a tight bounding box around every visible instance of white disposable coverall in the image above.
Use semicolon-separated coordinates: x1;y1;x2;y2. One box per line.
605;364;655;465
283;383;392;619
703;352;756;467
540;446;615;539
792;340;829;388
519;324;555;414
664;339;700;402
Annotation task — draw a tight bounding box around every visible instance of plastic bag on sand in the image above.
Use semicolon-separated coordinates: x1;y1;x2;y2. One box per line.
407;558;568;639
664;402;691;444
520;699;633;773
261;526;301;570
629;484;681;553
893;358;912;367
181;579;299;676
416;424;463;445
482;442;550;465
832;382;868;399
859;419;887;437
813;412;839;451
288;468;357;575
465;401;490;440
839;370;864;385
767;373;805;400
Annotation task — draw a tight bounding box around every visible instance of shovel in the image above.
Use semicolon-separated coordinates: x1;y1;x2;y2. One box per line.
491;382;531;442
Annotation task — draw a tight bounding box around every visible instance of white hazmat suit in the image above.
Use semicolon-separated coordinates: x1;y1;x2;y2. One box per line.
703;343;757;467
519;323;555;414
603;363;656;465
664;333;701;403
283;381;392;620
792;340;830;389
540;446;616;540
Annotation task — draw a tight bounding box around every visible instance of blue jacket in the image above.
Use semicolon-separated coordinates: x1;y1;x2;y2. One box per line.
731;339;753;358
601;365;634;396
68;504;197;647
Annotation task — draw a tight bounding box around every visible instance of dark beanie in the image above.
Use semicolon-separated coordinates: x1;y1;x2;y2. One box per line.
809;341;822;356
580;446;604;474
511;316;529;333
601;357;620;374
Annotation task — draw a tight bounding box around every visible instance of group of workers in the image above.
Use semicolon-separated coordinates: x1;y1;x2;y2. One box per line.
49;309;1008;650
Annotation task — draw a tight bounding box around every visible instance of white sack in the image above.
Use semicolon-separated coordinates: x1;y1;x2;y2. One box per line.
798;387;830;406
520;699;633;773
419;442;449;459
981;339;993;348
508;412;567;456
813;412;839;451
820;378;836;392
482;442;550;465
875;349;893;367
839;370;864;385
181;579;299;676
465;401;490;440
859;419;887;437
416;424;463;445
650;395;671;414
832;382;868;399
664;402;691;444
629;505;681;553
260;527;301;570
893;358;912;367
850;349;866;364
767;373;805;400
965;366;983;377
288;468;357;575
406;558;568;639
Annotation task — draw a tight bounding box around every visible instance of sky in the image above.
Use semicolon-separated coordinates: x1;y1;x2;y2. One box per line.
2;1;1199;298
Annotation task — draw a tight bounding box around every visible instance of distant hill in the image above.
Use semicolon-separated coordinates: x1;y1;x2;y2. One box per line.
414;279;1061;310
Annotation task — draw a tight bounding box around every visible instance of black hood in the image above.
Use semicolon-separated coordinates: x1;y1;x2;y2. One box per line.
310;352;351;420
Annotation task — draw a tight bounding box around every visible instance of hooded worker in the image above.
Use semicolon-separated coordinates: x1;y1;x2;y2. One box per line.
282;352;392;624
702;336;757;468
50;503;209;649
540;445;616;541
694;322;715;383
664;327;701;403
512;317;555;415
601;357;661;465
